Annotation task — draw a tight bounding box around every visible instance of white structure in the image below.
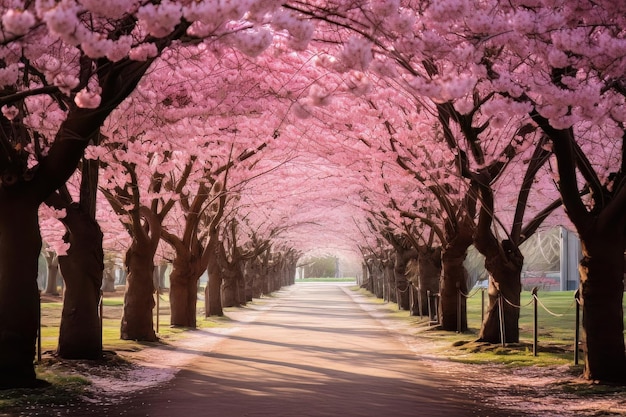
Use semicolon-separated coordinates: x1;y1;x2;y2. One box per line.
467;226;581;291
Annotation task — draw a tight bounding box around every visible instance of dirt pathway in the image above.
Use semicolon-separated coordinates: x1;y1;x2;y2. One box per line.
71;282;516;417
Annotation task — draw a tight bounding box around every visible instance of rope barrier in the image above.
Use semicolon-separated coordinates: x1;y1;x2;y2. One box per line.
534;294;577;317
460;286;579;316
501;293;535;309
459;287;483;299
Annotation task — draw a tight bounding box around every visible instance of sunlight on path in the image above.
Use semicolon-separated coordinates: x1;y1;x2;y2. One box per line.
90;283;513;417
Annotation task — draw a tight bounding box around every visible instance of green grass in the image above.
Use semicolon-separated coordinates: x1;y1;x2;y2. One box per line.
0;290;244;412
102;297;124;307
36;291;232;356
465;290;603;345
22;285;626;409
0;371;90;410
460;290;587;366
372;288;626;368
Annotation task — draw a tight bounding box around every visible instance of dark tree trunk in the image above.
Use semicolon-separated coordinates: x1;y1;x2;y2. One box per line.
393;248;417;311
0;47;177;388
244;260;255;302
0;192;42;388
121;242;157;341
119;205;161;341
221;273;239;308
257;251;270;296
530;109;626;382
383;260;395;303
206;270;224;316
206;240;224;316
473;174;523;343
267;257;281;294
439;214;474;331
371;260;384;298
361;262;372;292
578;229;626;382
439;252;469;331
476;245;523;343
236;266;247;305
416;247;442;317
260;269;270;296
169;255;199;327
0;100;107;387
57;206;104;359
250;259;264;299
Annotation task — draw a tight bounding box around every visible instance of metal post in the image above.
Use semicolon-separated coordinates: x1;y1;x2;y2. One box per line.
481;288;485;324
532;287;538;357
418;286;423;319
155;288;160;334
498;293;506;347
37;291;42;363
99;290;104;345
574;289;580;365
427;290;432;325
434;293;440;325
457;286;462;333
408;283;413;316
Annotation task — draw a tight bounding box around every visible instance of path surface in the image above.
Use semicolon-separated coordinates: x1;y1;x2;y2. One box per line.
58;283;517;416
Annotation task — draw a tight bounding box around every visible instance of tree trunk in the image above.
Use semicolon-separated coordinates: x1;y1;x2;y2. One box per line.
236;267;247;306
0;192;43;388
439;252;468;331
286;255;297;285
0;50;171;388
384;261;395;302
393;248;416;311
250;259;263;299
361;262;372;292
477;246;523;343
206;272;224;316
57;206;104;359
221;273;239;308
102;265;116;292
244;260;255;302
369;260;384;298
169;255;199;327
44;252;60;295
267;260;279;294
417;247;442;317
439;214;474;331
578;231;626;382
121;242;157;341
206;251;224;316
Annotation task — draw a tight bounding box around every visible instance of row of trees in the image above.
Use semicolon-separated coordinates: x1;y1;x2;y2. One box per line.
0;0;624;389
286;1;626;383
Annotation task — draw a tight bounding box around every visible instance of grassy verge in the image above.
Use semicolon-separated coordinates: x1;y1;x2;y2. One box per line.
361;288;626;370
0;372;90;411
0;290;234;412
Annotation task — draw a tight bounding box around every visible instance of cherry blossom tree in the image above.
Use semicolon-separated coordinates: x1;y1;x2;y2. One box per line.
289;0;624;381
406;0;626;382
44;152;107;359
518;2;626;383
0;0;308;387
3;0;624;388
